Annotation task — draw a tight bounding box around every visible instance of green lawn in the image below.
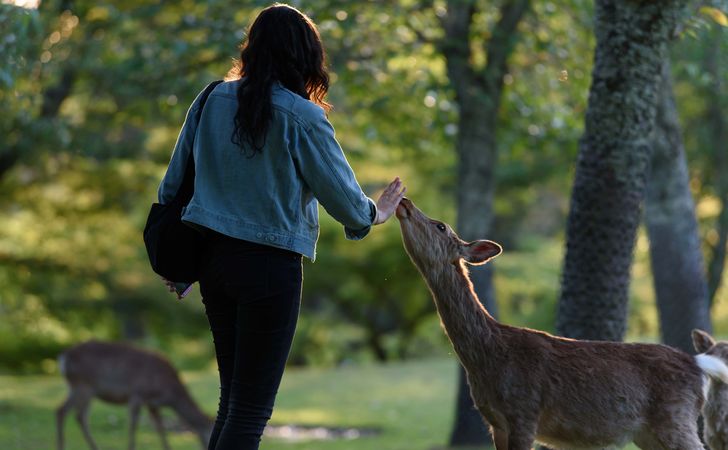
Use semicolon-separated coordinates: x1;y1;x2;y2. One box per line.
0;357;640;450
0;358;459;450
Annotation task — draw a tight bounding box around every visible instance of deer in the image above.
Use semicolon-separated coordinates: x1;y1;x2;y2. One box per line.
56;340;213;450
692;329;728;450
395;197;721;450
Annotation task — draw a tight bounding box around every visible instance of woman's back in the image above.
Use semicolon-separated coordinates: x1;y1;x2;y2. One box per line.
159;79;376;260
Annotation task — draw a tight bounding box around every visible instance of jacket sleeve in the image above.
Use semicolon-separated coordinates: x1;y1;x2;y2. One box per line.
157;90;205;204
292;108;377;240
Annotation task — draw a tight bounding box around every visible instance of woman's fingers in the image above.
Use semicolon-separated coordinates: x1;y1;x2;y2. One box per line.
385;180;405;205
385;177;400;192
374;178;406;224
384;178;402;198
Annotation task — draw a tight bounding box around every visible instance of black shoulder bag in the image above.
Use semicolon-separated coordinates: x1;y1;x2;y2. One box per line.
143;80;223;283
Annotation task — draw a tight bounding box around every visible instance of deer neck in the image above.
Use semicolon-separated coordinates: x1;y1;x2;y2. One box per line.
706;382;728;416
423;260;500;369
171;388;211;432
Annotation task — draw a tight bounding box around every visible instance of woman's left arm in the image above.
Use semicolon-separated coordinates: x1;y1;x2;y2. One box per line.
292;108;404;238
157;90;206;204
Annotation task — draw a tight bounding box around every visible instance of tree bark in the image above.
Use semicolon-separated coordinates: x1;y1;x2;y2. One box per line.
646;59;712;354
708;193;728;306
0;150;20;181
705;26;728;306
440;0;530;446
40;68;76;119
557;0;686;342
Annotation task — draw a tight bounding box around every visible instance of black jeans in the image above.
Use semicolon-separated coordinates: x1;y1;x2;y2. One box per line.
199;231;302;450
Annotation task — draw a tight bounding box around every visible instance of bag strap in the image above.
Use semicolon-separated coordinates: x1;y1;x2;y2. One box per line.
175;80;224;204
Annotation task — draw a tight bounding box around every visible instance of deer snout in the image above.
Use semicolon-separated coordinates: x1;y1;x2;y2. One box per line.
395;197;412;219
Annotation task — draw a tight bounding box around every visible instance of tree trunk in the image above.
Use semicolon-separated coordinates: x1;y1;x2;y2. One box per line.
40;69;76;119
440;0;530;446
367;332;389;362
708;195;728;306
556;0;686;342
448;69;500;450
646;59;711;354
705;25;728;307
0;150;20;181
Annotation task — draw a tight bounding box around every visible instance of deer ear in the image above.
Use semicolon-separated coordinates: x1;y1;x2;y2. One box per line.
692;329;716;353
463;240;502;265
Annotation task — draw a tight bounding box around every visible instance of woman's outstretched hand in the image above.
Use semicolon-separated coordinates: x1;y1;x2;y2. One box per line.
374;177;406;225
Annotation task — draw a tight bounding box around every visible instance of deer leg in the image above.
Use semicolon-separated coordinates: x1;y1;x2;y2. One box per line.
492;428;508;450
73;393;99;450
636;423;703;450
633;431;662;450
56;394;77;450
669;425;704;450
127;398;142;450
505;419;537;450
506;434;535;450
642;411;703;450
148;406;171;450
658;433;704;450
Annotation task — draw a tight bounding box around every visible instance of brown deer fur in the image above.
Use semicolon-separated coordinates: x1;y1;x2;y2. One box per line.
693;329;728;450
396;197;706;450
57;340;212;450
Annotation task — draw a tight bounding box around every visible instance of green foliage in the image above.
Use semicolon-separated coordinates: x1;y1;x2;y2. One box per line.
700;6;728;27
0;5;40;88
302;216;436;362
1;0;727;373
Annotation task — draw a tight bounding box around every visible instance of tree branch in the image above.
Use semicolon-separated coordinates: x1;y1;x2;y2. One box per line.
0;149;20;181
480;0;531;93
40;68;76;118
441;0;477;101
705;25;727;306
402;0;438;45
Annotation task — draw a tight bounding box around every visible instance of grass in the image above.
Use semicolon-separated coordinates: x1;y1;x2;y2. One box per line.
0;357;642;450
0;358;459;450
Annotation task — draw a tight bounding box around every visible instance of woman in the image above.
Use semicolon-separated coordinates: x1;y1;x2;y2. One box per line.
157;4;406;449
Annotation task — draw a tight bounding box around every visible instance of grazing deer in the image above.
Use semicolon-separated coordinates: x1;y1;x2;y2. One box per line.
396;197;711;450
693;329;728;450
56;340;212;450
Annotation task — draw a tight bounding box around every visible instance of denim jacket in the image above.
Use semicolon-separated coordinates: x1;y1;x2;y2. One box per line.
158;80;377;260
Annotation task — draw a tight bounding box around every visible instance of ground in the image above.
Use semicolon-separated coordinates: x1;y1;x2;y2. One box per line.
0;357;641;450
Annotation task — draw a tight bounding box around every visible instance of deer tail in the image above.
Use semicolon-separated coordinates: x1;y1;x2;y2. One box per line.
696;354;728;384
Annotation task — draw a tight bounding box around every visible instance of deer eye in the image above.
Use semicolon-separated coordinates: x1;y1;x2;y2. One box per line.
436;223;447;232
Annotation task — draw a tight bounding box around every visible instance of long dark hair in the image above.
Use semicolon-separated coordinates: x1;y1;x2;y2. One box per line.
228;3;331;153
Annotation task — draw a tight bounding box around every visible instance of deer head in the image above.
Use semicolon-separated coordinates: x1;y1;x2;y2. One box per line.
395;198;502;276
694;329;728;361
693;329;728;385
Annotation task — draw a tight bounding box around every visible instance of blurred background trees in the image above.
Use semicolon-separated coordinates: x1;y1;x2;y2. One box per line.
1;0;727;447
556;0;691;341
647;58;712;354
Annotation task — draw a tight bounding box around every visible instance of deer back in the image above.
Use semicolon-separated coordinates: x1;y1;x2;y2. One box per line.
61;340;186;405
